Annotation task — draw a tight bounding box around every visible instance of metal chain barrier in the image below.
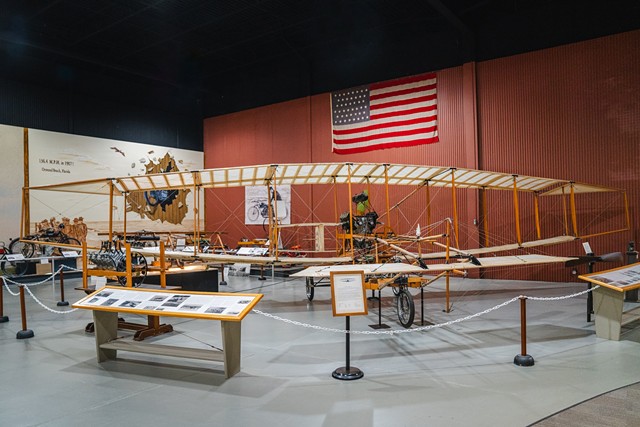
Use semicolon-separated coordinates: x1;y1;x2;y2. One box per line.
1;266;80;314
526;286;598;301
252;285;600;335
1;276;20;296
21;284;79;314
0;265;601;325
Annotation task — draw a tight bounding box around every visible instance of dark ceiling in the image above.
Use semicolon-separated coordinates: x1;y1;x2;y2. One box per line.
1;0;639;118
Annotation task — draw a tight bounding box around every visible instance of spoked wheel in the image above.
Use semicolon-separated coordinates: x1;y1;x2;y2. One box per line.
306;277;315;301
0;254;28;277
396;289;415;328
63;237;82;251
247;206;260;222
117;253;148;287
9;238;35;259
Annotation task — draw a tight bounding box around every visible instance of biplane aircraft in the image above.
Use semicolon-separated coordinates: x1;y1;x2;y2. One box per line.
18;162;629;327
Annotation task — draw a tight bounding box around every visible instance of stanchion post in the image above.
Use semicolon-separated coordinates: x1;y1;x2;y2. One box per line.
219;265;227;287
514;296;534;366
258;265;266;281
17;285;34;339
369;289;390;329
332;316;364;380
625;241;638;302
57;267;69;306
0;278;9;323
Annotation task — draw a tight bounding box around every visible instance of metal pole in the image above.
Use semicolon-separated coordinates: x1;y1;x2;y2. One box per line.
625;241;638;302
57;267;69;306
514;296;534;366
587;259;595;322
520;297;527;356
17;285;34;339
332;315;363;380
345;316;350;371
421;288;425;325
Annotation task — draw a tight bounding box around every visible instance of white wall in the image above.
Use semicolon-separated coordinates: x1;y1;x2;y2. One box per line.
0;125;23;245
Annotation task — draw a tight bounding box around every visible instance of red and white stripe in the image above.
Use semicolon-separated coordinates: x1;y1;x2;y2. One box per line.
332;73;438;154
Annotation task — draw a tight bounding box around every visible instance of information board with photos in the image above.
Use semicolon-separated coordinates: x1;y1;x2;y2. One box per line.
73;286;262;321
580;262;640;292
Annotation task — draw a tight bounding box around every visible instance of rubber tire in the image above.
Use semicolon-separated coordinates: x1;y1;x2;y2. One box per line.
117;253;148;287
9;238;35;258
396;289;415;328
306;277;314;301
248;206;260;222
0;255;28;277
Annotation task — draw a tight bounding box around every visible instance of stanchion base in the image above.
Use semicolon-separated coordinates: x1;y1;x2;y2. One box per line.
258;277;267;281
17;329;34;339
57;301;69;306
514;354;535;366
220;281;228;286
332;366;364;380
0;315;8;323
369;323;390;329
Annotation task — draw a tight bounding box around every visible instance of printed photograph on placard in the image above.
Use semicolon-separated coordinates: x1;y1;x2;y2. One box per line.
245;185;291;225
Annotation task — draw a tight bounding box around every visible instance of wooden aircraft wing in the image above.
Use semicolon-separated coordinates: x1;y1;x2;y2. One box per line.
290;262;428;278
425;254;576;270
291;254;576;278
134;247;352;266
421;236;578;259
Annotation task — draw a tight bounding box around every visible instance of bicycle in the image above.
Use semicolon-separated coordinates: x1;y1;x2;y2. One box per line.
0;240;29;277
8;224;82;259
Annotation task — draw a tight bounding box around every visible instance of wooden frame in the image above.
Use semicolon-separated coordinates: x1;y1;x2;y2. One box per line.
579;262;640;293
330;270;368;317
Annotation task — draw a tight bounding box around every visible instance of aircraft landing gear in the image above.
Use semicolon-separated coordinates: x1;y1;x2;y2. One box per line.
396;288;415;328
306;277;314;301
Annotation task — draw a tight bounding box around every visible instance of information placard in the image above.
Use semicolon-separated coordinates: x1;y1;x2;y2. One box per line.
579;262;640;292
73;286;263;321
330;271;367;317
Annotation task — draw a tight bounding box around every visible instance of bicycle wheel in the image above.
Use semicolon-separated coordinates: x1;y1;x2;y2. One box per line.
306;277;315;301
61;237;82;254
396;289;415;328
117;253;148;287
9;238;35;258
248;206;260;222
0;254;28;277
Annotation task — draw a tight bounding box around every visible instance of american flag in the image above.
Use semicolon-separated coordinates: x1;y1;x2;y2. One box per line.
331;73;438;154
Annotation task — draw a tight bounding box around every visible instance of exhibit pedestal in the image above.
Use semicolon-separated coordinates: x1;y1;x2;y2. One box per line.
93;310;242;378
593;286;624;340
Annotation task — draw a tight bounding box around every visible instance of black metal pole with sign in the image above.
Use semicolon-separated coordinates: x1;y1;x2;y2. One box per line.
330;271;367;381
332;316;363;380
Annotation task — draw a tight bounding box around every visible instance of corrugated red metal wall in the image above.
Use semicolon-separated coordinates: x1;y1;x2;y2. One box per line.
203;67;473;253
477;30;640;281
204;30;640;282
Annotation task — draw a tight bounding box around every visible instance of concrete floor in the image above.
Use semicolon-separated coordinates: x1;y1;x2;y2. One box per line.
1;272;640;427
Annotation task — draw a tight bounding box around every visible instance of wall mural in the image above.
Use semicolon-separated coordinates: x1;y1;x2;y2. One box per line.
25;128;203;246
126;153;191;224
